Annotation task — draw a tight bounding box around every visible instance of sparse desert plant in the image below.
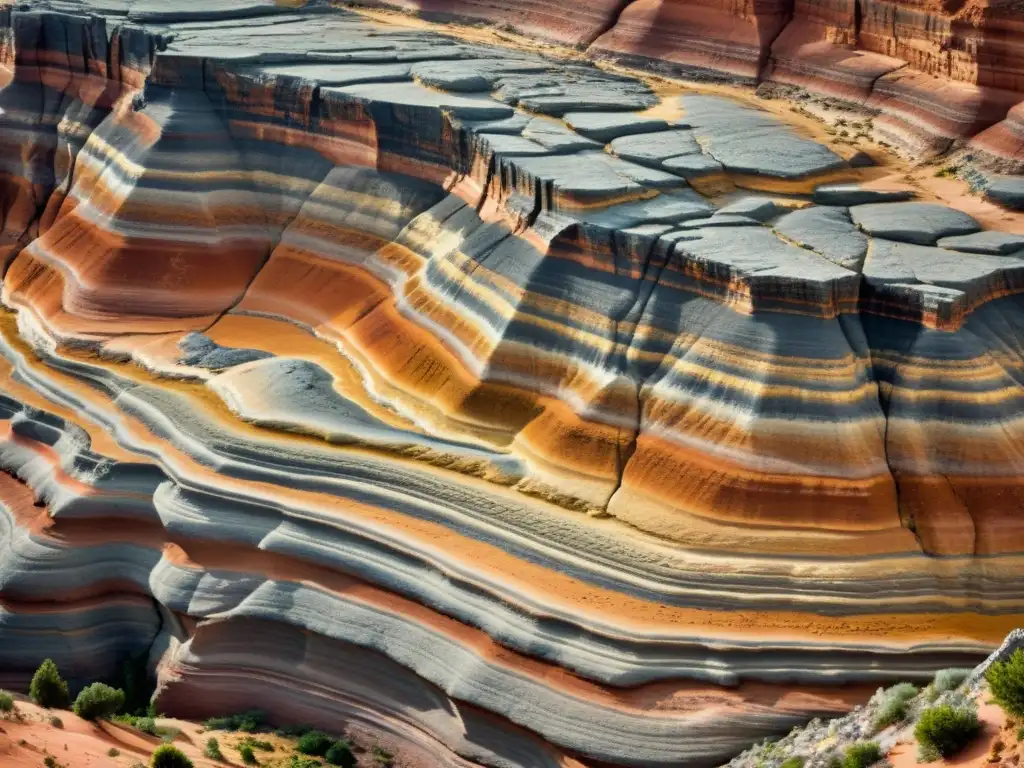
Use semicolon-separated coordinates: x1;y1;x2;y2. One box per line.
43;757;67;768
30;659;69;709
0;690;15;715
241;736;274;751
109;748;121;757
239;744;258;765
779;758;804;768
115;714;158;735
372;746;394;767
204;711;267;733
72;683;125;721
204;737;224;761
297;731;334;756
276;724;313;738
48;715;63;728
289;756;322;768
872;682;918;731
1017;724;1024;742
987;648;1024;717
934;668;972;693
325;741;356;768
914;703;981;758
841;741;882;768
150;744;194;768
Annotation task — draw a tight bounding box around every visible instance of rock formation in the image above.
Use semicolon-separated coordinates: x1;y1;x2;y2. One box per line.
0;2;1023;768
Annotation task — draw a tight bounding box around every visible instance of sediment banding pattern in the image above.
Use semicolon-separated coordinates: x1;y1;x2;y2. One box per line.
0;3;1023;768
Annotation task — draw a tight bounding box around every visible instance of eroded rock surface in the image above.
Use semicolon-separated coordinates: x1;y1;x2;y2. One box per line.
0;3;1022;768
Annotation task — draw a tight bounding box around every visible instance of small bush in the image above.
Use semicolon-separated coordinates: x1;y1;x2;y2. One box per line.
325;741;356;768
49;715;63;728
841;741;883;768
1017;725;1024;742
108;748;121;757
289;756;322;768
373;746;394;767
204;738;224;760
872;682;918;731
934;668;972;693
779;757;805;768
0;690;15;715
44;757;66;768
150;744;194;768
276;724;313;738
30;660;69;709
914;704;981;758
241;736;274;751
204;710;267;733
72;683;125;721
297;731;334;756
115;714;158;735
986;648;1024;717
239;744;258;765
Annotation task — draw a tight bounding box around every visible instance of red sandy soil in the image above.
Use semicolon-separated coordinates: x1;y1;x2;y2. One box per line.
889;702;1014;768
0;697;234;767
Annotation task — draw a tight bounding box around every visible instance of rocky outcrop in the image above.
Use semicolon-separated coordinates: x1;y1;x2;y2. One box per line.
350;0;1024;165
0;2;1023;768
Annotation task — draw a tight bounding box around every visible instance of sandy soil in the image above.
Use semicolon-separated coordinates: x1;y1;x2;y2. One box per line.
0;697;229;767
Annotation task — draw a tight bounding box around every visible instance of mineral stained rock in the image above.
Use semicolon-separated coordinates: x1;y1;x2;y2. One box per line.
0;2;1023;768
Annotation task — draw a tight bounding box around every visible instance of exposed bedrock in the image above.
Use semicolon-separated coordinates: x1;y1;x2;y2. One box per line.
0;3;1024;768
348;0;1024;163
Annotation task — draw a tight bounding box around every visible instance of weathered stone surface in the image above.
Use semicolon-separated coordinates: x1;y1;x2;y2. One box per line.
774;206;869;270
563;111;672;142
938;232;1024;255
850;202;981;245
683;95;848;179
812;184;915;207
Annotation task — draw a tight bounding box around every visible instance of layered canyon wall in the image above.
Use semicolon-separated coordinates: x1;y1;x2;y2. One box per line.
354;0;1024;173
0;1;1023;767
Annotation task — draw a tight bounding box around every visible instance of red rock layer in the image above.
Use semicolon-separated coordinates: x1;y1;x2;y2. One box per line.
591;0;795;83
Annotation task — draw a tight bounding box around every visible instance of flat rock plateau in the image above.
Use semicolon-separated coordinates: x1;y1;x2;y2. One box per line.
0;1;1023;767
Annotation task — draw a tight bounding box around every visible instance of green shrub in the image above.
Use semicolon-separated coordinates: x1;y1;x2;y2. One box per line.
43;757;66;768
241;736;274;751
289;756;322;768
914;704;981;758
841;741;883;768
779;757;805;768
30;659;69;709
1017;725;1024;743
115;714;158;735
150;744;194;768
203;710;267;733
204;738;224;760
872;682;918;730
986;648;1024;717
48;715;63;728
108;748;121;757
325;741;356;767
276;724;313;738
72;683;125;721
934;668;972;693
372;746;394;767
297;731;334;756
0;690;15;714
239;744;258;765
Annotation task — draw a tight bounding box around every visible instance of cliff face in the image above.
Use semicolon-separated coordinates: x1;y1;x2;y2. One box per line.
0;2;1023;768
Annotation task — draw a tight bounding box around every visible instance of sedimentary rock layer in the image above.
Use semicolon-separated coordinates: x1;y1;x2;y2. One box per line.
0;3;1023;768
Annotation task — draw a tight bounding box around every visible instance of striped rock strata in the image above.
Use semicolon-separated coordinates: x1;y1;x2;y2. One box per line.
0;2;1023;768
351;0;1024;171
